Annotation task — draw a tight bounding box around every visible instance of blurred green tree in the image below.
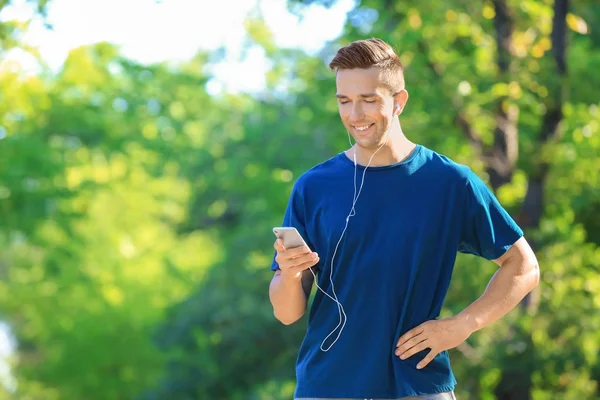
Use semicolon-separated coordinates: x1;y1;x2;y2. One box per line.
148;0;599;399
0;33;221;400
0;0;598;399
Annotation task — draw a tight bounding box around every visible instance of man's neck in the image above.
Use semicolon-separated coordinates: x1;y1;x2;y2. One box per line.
348;123;416;167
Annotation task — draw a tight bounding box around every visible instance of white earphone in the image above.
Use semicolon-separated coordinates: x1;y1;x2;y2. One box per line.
308;122;390;351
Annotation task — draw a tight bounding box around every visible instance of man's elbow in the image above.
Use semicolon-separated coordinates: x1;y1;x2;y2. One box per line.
274;310;304;325
530;261;540;288
524;258;540;292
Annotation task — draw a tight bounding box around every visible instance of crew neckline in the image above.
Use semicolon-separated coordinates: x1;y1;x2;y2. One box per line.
339;144;423;171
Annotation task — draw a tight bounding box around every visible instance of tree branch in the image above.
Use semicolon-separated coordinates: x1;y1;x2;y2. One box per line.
496;3;568;399
487;0;519;191
417;40;486;160
518;0;568;233
418;37;514;190
492;0;513;74
552;0;568;75
455;112;484;157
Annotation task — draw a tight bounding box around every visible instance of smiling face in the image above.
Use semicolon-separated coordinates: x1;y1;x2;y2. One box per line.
336;67;406;149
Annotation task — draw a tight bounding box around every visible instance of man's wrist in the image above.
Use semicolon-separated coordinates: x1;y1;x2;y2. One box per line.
456;310;482;334
279;269;303;283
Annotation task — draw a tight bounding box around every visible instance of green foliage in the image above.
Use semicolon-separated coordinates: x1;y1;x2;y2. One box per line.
0;40;221;399
0;0;598;399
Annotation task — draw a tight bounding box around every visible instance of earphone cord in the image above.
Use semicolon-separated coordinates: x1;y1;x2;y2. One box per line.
310;131;388;352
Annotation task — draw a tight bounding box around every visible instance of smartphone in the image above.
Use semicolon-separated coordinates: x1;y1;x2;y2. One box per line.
273;227;308;250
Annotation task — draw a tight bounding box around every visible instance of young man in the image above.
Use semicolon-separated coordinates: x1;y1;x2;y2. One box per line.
268;38;539;400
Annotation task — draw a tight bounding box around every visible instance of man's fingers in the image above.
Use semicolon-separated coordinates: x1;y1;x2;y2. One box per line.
397;339;430;360
277;252;319;271
397;326;425;347
294;256;320;272
287;256;320;274
282;247;315;263
273;239;286;252
395;335;428;357
287;245;312;258
416;350;438;370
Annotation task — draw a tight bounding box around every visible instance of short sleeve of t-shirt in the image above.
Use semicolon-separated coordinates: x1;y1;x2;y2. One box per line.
458;169;523;260
270;180;315;271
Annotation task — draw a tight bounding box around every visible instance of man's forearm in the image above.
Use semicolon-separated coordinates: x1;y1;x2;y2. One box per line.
269;271;308;325
458;257;540;333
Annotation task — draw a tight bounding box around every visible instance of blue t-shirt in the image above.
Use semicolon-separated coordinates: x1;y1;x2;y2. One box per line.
270;144;523;399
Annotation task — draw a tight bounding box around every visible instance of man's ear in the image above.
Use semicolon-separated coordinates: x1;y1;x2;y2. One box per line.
394;89;409;115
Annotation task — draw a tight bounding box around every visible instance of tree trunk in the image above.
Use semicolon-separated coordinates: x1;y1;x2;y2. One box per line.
487;0;519;191
494;1;568;399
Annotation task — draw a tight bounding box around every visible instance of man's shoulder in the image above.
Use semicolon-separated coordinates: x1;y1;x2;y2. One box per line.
420;146;475;183
295;153;346;189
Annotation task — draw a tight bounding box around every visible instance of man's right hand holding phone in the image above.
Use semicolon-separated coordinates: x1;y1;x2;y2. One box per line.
274;239;320;279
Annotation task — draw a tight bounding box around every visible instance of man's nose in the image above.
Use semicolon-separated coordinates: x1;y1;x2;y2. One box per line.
349;103;364;121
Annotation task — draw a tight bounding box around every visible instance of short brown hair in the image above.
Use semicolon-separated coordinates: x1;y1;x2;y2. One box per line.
329;38;405;94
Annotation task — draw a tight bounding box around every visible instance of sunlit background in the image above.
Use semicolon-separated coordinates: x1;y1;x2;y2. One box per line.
1;0;355;92
0;0;598;399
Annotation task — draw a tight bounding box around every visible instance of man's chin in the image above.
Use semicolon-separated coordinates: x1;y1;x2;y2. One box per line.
354;136;385;149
